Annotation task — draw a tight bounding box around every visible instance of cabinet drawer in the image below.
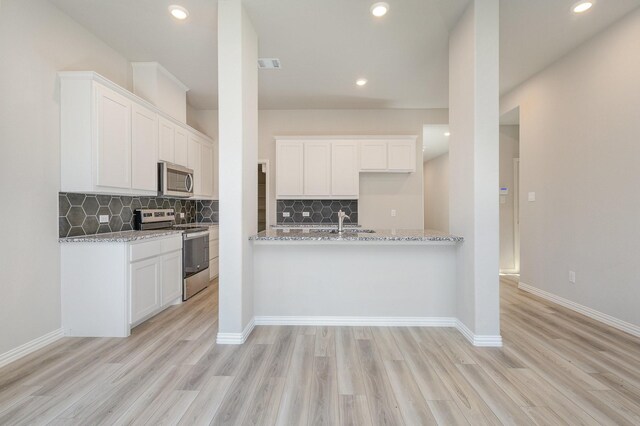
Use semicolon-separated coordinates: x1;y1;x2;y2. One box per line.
208;226;219;241
130;239;163;262
209;242;219;260
161;235;182;253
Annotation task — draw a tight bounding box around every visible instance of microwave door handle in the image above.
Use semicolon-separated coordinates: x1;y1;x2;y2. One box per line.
186;174;194;192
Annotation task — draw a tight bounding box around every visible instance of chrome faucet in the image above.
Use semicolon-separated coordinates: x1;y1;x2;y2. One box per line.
338;209;350;233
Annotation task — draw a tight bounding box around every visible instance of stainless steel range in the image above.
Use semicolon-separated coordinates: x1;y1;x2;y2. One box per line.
134;209;210;300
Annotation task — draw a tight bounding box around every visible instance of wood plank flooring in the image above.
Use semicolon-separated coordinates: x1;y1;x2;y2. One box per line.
1;277;640;425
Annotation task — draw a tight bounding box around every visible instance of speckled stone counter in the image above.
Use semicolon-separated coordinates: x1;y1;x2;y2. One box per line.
250;228;464;244
59;229;183;243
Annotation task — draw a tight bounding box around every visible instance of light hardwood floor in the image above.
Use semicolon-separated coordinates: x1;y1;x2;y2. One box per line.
1;277;640;425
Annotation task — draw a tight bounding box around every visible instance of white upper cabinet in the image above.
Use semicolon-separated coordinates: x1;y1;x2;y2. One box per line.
200;142;214;198
131;103;158;191
59;72;217;197
276;141;304;197
174;127;189;167
331;141;359;197
360;140;387;171
158;116;175;164
95;85;132;189
304;141;332;196
387;139;416;172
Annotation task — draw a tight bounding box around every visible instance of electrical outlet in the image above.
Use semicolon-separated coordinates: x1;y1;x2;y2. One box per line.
391;209;397;217
569;271;576;284
282;212;290;218
180;212;185;218
99;215;109;223
302;212;310;217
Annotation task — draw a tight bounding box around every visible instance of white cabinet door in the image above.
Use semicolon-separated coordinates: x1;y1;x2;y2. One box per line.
331;141;359;197
96;85;131;189
388;140;416;172
131;104;158;191
130;257;161;324
276;141;304;197
209;258;219;280
174;127;189;167
188;135;202;196
303;141;332;196
161;251;182;305
200;143;214;198
158;117;175;163
360;141;387;171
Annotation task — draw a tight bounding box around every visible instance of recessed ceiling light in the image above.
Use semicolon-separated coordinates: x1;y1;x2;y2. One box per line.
444;132;451;136
370;2;389;17
572;1;593;13
356;78;368;86
169;5;189;20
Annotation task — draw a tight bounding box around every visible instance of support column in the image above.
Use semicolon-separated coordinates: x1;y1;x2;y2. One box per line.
217;0;258;344
449;0;501;346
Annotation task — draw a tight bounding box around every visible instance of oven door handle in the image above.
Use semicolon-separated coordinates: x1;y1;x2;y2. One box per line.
183;231;209;240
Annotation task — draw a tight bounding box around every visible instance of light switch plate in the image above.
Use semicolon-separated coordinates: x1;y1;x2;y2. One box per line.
180;212;185;218
391;209;397;217
528;192;536;202
99;215;109;223
569;271;576;283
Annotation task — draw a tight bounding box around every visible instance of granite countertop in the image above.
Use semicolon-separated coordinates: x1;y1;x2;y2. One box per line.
250;228;464;243
270;224;360;229
59;229;184;243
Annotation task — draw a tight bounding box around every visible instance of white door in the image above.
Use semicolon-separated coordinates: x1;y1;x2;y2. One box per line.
200;143;214;197
161;251;182;305
188;135;202;196
130;257;161;324
304;141;332;196
331;141;359;197
158;117;175;163
174;127;189;167
276;141;304;197
387;140;416;172
131;104;158;191
360;141;387;171
96;85;131;189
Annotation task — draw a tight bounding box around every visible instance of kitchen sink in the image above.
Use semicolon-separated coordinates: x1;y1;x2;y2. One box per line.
309;228;376;234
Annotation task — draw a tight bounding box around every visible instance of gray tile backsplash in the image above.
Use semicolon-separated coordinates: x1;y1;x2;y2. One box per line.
277;199;358;224
59;193;219;238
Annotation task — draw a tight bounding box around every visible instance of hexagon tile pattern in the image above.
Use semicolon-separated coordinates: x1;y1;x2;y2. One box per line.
58;193;219;238
277;199;358;224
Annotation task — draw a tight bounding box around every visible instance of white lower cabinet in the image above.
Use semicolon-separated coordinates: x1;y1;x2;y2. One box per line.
208;225;219;280
130;257;161;324
61;234;183;337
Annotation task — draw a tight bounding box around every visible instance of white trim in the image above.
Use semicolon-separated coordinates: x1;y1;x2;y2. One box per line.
0;328;64;369
258;159;270;229
519;282;640;339
216;317;256;345
455;320;503;347
499;269;520;275
255;316;457;327
273;135;418;141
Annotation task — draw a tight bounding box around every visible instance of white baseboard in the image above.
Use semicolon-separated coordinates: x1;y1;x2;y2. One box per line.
0;328;64;369
455;320;503;347
216;317;256;345
254;316;458;327
519;282;640;339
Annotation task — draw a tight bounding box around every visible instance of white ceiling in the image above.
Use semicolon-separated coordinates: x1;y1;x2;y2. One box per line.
50;0;640;110
422;125;450;162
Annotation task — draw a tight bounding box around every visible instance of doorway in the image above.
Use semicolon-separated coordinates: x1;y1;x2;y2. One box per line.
257;160;269;232
499;107;520;277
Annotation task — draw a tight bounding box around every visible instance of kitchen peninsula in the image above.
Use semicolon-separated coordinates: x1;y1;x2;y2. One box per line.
251;228;463;327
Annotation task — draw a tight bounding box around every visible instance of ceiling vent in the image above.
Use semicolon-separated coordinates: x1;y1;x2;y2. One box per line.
258;58;282;69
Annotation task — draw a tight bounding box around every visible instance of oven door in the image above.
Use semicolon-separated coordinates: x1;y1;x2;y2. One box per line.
159;162;194;198
183;231;209;278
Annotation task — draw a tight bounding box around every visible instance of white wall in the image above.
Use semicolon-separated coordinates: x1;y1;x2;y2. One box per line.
499;125;519;272
423;153;449;232
258;109;448;229
501;8;640;329
449;0;500;339
0;0;131;356
187;106;218;139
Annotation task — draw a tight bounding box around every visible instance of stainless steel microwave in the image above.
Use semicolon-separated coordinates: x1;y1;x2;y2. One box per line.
158;162;194;198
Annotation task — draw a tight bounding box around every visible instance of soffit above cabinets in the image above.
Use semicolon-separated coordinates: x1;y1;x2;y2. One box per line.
51;0;640;109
